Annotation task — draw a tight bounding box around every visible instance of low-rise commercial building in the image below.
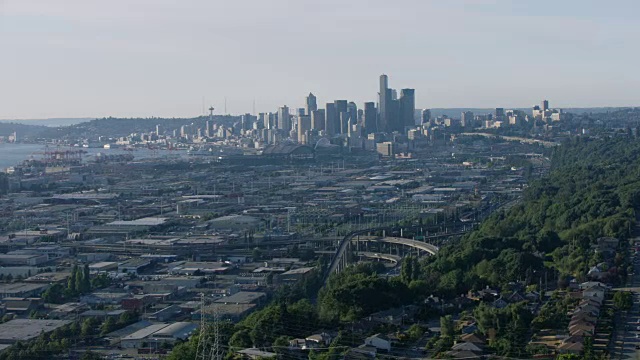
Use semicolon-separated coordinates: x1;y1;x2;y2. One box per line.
0;319;71;344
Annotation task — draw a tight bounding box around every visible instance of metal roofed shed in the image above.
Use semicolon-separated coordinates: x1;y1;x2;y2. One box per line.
118;258;152;275
279;267;315;283
214;291;266;304
0;283;50;299
193;303;257;322
89;261;118;273
121;323;170;349
107;217;168;226
169;261;230;275
208;215;261;230
0;319;71;344
149;322;197;343
262;144;314;159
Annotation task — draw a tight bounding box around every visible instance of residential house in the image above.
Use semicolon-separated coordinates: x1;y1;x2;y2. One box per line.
505;291;527;303
306;333;332;347
460;333;486;347
569;322;595;336
492;298;508;309
364;334;391;352
450;341;483;353
583;285;607;302
557;335;584;354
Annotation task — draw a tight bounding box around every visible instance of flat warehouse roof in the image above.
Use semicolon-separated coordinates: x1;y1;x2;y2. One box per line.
0;319;71;343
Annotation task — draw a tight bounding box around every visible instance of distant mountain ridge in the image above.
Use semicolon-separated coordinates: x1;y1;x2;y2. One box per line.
0;118;95;127
425;107;629;118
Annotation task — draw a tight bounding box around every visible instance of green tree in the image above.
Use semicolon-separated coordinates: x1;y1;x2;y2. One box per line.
42;283;66;304
613;291;633;310
75;266;84;295
80;351;105;360
100;317;117;336
583;335;594;360
117;311;136;326
401;256;414;284
68;265;78;294
81;318;96;338
229;329;252;350
407;324;424;341
82;264;91;293
440;315;454;338
272;335;290;353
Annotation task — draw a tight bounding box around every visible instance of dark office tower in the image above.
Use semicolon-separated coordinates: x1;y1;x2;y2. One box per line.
258;113;267;129
241;113;256;131
297;108;305;117
399;89;415;129
311;109;325;131
461;111;474;128
542;100;549;111
334;100;348;134
421;109;431;125
325;102;337;136
357;109;364;123
347;102;358;125
389;99;400;132
278;106;291;131
379;74;390;132
305;93;317;116
263;112;276;130
495;108;505;121
297;116;311;144
363;102;377;135
240;114;248;131
339;112;350;134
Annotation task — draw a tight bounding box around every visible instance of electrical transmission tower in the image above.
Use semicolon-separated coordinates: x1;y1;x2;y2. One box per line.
195;293;223;360
195;293;210;360
209;304;221;360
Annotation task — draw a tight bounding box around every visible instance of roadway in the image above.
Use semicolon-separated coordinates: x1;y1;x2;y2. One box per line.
316;250;401;265
610;223;640;360
324;226;467;282
377;236;440;255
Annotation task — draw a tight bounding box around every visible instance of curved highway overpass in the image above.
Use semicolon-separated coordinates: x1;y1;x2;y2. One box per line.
324;226;466;283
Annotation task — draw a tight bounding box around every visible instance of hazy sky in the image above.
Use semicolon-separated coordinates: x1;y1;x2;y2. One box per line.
1;0;639;119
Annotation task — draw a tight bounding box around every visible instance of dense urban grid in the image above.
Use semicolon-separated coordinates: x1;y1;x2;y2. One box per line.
0;75;640;360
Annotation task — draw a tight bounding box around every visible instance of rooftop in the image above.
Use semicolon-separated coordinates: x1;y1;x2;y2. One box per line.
214;291;266;304
0;319;71;343
122;323;170;341
106;217;168;227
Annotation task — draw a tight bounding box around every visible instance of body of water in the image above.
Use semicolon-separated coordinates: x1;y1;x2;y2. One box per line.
0;143;179;171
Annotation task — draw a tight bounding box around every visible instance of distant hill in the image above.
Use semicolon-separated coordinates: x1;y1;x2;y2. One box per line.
422;107;631;118
0;118;95;127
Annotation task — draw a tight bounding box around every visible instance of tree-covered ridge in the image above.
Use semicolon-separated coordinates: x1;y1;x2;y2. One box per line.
422;136;638;295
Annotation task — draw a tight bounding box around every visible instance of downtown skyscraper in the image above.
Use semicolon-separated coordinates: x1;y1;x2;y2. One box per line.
378;74;413;133
363;102;377;135
305;93;317;116
378;74;392;133
399;88;415;129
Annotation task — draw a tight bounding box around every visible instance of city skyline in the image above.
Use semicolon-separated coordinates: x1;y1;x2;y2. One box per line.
2;0;640;119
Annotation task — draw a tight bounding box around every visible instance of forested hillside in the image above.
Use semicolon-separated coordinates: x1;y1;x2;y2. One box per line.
421;136;638;296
